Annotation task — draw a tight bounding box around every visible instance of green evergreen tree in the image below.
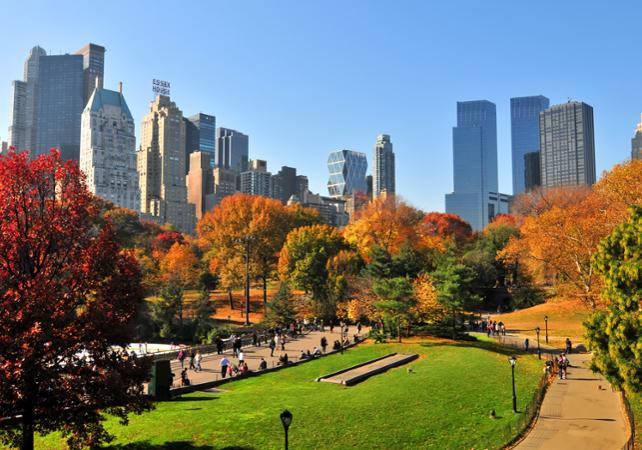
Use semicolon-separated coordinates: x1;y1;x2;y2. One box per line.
372;277;416;342
192;287;215;343
150;282;183;339
265;282;298;328
586;205;642;392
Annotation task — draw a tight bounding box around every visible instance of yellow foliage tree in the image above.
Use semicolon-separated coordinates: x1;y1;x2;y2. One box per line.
413;273;447;322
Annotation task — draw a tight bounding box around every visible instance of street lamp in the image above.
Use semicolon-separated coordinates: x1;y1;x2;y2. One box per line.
509;355;517;413
535;327;541;360
544;315;549;344
240;235;253;326
280;409;293;450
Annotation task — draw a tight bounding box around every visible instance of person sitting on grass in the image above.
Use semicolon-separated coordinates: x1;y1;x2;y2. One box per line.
333;340;341;351
240;361;250;375
312;347;321;357
181;368;190;386
300;350;308;360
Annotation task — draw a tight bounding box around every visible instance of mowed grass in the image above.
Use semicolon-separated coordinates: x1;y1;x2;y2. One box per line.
35;339;544;450
491;300;592;346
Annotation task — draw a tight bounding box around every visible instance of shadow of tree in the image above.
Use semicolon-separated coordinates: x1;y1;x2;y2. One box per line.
104;442;215;449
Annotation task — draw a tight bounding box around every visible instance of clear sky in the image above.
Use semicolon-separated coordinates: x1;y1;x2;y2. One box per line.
0;0;638;212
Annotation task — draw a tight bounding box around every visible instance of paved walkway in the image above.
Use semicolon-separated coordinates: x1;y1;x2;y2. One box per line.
171;326;363;387
483;332;630;450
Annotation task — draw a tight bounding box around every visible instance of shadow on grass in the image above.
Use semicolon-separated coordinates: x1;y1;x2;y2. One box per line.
167;396;219;402
104;442;256;450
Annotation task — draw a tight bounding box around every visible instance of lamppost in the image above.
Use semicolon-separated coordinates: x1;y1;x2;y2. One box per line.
544;315;549;344
340;321;345;355
240;235;253;326
280;409;293;450
509;355;517;413
535;327;541;360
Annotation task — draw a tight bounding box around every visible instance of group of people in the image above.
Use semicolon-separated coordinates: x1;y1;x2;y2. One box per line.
485;320;506;336
177;349;203;372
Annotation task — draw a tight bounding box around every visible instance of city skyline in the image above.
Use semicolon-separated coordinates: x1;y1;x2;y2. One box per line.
0;1;638;213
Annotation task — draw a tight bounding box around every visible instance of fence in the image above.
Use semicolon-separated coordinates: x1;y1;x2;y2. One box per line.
621;391;636;450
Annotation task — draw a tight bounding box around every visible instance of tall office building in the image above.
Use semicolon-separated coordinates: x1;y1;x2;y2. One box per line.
80;82;139;211
272;166;297;203
445;100;498;231
632;114;642;160
295;175;309;201
510;96;549;194
137;95;196;234
216;127;248;173
539;101;596;187
185;113;216;173
8;44;104;161
187;151;215;220
327;149;368;198
373;134;395;197
524;151;541;191
76;44;105;105
239;159;272;197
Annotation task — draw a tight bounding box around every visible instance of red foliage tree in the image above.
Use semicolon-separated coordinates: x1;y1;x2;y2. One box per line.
0;151;152;450
420;212;473;244
153;230;185;253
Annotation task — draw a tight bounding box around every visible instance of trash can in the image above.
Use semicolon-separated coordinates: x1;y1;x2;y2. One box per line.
148;359;172;400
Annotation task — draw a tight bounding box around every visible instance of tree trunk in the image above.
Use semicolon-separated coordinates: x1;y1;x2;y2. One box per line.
228;289;234;309
263;274;268;312
21;398;34;450
397;319;402;343
451;307;456;340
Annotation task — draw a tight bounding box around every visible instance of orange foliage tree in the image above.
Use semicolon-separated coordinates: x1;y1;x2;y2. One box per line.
159;242;200;288
413;273;448;323
343;196;424;260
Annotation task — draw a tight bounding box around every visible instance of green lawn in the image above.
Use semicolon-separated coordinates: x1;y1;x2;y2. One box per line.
36;340;544;450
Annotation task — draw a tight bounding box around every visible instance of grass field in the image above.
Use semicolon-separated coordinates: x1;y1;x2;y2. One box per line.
35;339;544;450
489;300;592;346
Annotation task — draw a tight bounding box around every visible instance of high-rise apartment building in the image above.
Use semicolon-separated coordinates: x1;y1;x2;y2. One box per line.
80;82;139;211
239;159;272;197
76;44;105;105
524;151;541;191
137;95;196;234
445;100;498;230
187;151;215;220
539;101;596;187
327;150;368;198
216;127;248;173
8;44;104;161
373;134;395;197
213;167;237;199
185;113;216;173
295;175;309;201
632;114;642;160
510;96;549;194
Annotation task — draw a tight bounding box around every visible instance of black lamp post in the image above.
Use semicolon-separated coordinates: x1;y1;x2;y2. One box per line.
535;327;541;360
280;409;293;450
509;355;517;413
340;322;345;355
544;315;549;344
240;235;253;326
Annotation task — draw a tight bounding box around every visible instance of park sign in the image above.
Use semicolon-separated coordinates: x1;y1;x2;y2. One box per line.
152;79;171;97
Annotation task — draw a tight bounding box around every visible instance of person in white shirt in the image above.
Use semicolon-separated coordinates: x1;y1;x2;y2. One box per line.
238;351;245;364
219;356;229;378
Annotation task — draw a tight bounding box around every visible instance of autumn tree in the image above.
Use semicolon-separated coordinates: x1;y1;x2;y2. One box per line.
343;196;424;259
0;150;151;450
419;212;473;248
159;241;200;288
198;194;293;309
264;282;299;328
191;287;215;343
278;224;348;319
586;206;642;392
413;273;447;323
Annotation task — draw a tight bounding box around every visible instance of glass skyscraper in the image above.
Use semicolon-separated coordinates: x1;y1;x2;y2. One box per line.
327;150;368;198
510;95;549;194
445;100;498;231
216;127;249;173
185;113;216;173
373;134;395;198
539;101;596;187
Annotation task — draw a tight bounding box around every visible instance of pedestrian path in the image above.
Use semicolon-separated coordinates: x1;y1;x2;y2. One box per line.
171;326;363;387
514;352;628;449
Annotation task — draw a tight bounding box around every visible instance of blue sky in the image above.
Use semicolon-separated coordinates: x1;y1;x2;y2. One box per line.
0;0;637;212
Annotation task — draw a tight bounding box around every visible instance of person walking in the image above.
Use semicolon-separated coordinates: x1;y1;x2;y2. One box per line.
219;356;229;379
189;348;196;370
321;336;328;353
194;351;203;372
524;338;530;352
177;349;186;369
565;338;572;354
269;337;276;357
281;334;286;351
215;337;223;355
330;322;335;334
252;331;258;347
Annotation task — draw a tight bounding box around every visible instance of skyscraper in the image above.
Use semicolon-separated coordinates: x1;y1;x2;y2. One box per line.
137;95;196;234
185;113;216;173
239;159;272;197
539;101;596;187
272;166;297;203
373;134;395;197
80;82;139;211
216;127;248;173
327;150;368;198
187;151;215;220
76;44;105;105
631;114;642;160
510;96;549;194
445;100;498;231
8;44;104;161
